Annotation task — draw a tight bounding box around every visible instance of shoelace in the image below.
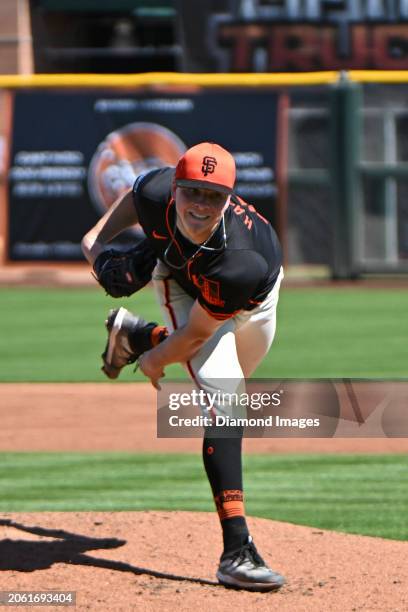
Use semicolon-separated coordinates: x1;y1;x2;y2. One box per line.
235;541;265;567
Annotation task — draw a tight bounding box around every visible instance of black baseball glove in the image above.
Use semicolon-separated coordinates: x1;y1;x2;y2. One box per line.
93;238;157;298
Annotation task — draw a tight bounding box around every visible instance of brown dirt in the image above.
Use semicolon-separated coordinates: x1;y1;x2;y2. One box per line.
2;383;408;453
0;511;407;612
0;382;407;611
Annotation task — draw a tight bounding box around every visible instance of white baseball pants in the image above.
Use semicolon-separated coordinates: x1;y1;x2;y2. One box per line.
152;261;284;416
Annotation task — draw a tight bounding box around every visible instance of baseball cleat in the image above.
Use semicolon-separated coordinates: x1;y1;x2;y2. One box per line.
216;536;285;592
101;307;158;379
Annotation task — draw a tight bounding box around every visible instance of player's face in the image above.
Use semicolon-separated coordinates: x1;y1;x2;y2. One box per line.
174;186;229;243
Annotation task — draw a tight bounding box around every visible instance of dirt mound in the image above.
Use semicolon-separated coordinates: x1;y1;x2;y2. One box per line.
0;511;406;611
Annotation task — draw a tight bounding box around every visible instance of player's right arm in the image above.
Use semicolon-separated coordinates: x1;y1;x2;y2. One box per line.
81;188;138;265
138;299;226;389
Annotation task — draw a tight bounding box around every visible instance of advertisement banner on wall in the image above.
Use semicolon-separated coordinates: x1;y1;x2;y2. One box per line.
8;89;278;261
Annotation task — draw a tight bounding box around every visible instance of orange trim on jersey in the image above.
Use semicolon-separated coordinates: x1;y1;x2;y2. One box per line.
248;203;269;224
234;195;269;225
248;298;263;305
187;252;203;282
243;216;253;230
152;229;168;240
191;274;225;307
199;301;239;321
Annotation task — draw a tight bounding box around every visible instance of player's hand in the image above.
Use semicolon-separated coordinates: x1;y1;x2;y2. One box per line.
138;351;165;390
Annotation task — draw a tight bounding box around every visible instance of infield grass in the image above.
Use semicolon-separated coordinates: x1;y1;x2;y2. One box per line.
0;452;406;541
0;286;406;381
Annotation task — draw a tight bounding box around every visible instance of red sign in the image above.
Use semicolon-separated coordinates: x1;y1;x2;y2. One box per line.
216;23;408;71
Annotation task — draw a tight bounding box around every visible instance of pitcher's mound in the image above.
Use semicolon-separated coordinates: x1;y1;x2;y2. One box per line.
0;511;406;611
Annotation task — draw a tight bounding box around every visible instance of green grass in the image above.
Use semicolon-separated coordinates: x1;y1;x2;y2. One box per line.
0;286;406;381
0;287;184;382
0;453;406;541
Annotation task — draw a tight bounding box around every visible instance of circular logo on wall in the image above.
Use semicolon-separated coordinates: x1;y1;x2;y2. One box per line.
88;122;187;215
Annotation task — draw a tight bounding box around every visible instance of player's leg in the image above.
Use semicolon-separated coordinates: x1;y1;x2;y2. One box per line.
152;265;250;552
187;332;250;561
187;313;284;590
235;267;284;377
153;267;284;590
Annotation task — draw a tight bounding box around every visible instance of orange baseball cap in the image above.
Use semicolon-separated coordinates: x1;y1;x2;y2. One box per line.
175;142;236;195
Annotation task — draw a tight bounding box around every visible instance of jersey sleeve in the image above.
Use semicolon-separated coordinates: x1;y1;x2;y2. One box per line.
132;167;173;235
132;169;155;208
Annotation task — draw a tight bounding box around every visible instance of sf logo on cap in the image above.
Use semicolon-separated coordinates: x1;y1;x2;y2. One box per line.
202;156;217;176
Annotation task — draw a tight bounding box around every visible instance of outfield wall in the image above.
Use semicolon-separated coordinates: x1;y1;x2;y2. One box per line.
1;71;408;277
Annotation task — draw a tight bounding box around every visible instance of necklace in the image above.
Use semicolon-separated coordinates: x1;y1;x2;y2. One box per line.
163;214;227;270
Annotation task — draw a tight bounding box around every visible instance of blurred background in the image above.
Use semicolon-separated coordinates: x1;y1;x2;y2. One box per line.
1;0;408;280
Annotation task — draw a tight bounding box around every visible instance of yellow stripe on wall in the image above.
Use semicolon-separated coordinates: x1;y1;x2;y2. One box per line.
0;71;339;89
348;70;408;83
1;71;408;89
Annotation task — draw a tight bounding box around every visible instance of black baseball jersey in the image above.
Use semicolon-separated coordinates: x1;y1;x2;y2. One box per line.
133;167;282;320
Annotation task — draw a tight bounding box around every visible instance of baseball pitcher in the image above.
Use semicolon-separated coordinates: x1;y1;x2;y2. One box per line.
82;142;284;591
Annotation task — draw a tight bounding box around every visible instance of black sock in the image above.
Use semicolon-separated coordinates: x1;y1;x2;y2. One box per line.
202;425;249;554
221;516;249;555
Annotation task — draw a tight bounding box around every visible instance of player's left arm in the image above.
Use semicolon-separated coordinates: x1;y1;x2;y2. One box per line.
138;300;226;389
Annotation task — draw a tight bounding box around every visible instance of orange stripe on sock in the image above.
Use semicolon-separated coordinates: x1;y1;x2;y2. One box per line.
217;501;245;521
215;490;245;521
